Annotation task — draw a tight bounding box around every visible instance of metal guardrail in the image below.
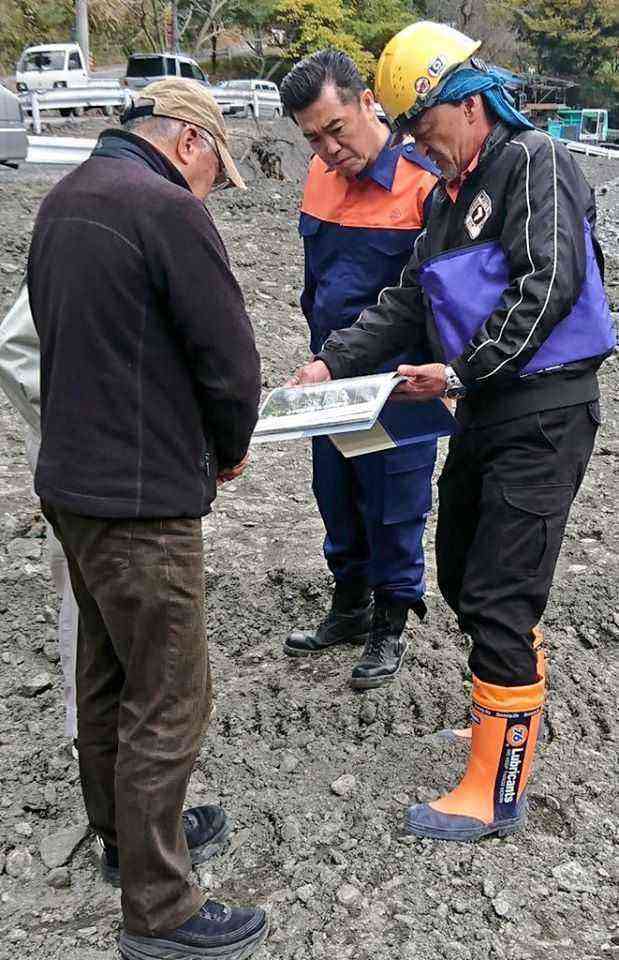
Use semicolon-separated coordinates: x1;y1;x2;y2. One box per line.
26;135;96;165
21;84;131;133
560;138;619;160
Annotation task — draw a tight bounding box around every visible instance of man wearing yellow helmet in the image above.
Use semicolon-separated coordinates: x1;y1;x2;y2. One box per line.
287;21;614;842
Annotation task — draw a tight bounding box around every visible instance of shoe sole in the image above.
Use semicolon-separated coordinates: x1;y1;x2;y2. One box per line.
349;642;408;689
102;819;232;888
399;812;526;843
283;633;370;657
119;919;269;960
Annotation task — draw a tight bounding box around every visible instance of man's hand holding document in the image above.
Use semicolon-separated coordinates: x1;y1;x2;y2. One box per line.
252;370;457;457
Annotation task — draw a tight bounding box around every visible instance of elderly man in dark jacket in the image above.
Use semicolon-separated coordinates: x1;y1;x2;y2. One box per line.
28;79;268;960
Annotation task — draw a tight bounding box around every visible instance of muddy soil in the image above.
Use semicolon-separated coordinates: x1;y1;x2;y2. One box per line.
0;120;617;960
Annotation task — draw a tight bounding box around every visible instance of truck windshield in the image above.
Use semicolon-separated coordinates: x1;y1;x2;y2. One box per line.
581;114;599;135
21;51;66;72
127;56;175;77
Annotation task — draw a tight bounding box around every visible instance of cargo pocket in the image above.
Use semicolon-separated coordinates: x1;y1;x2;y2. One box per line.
498;483;573;576
365;230;416;258
587;399;602;426
382;442;436;525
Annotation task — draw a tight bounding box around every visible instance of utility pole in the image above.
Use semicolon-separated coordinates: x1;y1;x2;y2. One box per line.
171;2;179;53
76;0;90;72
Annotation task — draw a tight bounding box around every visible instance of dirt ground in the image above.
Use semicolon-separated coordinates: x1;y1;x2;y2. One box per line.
0;118;617;960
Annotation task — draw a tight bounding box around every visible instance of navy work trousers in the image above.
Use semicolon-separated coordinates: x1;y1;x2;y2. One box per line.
312;436;437;606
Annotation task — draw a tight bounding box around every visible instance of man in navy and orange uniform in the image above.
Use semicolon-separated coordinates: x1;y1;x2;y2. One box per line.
280;50;439;689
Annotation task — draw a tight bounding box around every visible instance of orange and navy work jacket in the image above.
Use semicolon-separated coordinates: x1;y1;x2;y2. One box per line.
299;140;438;356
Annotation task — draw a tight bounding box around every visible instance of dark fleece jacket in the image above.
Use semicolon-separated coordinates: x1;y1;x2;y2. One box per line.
28;129;260;518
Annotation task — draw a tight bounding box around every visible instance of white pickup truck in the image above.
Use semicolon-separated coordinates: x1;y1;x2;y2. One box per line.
16;43;89;95
16;43;129;121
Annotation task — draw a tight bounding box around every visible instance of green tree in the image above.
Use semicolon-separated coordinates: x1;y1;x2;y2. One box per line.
234;0;279;60
274;0;376;74
0;0;74;68
511;0;619;76
423;0;529;70
346;0;415;60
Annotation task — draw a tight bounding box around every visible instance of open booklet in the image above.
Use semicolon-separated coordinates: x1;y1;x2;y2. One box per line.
251;372;457;457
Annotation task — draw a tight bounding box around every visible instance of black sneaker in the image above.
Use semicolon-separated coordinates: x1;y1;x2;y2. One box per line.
350;601;411;689
284;582;372;656
101;805;230;887
119;899;269;960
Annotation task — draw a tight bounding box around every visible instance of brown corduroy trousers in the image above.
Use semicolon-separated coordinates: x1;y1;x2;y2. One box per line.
42;504;211;936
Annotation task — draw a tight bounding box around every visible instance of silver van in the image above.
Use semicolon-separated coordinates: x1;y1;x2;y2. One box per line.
123;53;208;90
210;79;282;119
0;82;28;168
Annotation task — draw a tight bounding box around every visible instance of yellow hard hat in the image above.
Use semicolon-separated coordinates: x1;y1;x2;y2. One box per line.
375;20;481;128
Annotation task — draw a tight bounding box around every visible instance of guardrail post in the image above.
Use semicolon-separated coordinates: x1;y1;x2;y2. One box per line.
30;92;41;135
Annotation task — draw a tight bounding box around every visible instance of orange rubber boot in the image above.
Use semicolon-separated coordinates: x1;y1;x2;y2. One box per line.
405;673;544;841
439;628;545;743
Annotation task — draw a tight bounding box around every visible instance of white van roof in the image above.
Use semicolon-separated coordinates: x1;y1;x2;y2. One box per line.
129;52;197;62
22;43;81;54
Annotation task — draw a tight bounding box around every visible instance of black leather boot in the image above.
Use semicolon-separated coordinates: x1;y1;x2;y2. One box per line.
284;581;372;656
350;599;419;689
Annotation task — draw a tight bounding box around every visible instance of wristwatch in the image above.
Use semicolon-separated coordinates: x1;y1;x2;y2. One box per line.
444;364;467;400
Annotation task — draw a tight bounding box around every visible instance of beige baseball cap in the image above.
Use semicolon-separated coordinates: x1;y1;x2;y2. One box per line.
134;77;246;190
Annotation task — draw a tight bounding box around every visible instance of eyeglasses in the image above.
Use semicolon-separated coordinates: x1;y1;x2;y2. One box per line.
191;126;231;190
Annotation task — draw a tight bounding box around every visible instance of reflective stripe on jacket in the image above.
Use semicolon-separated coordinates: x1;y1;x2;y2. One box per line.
418;218;614;378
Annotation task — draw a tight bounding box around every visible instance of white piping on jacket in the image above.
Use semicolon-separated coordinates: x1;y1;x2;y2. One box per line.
466;132;559;381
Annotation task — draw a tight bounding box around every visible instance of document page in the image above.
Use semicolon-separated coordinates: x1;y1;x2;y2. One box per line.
253;373;403;441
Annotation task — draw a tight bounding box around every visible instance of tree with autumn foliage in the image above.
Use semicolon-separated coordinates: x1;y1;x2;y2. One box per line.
272;0;375;74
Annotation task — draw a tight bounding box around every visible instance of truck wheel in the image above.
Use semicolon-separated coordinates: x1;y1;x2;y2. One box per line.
59;108;72;117
73;107;84;118
102;105;114;117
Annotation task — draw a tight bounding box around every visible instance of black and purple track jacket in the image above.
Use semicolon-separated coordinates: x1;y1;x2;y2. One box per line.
317;122;614;427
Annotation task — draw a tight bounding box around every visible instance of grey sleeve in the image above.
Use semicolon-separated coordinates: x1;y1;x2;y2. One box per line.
0;285;41;434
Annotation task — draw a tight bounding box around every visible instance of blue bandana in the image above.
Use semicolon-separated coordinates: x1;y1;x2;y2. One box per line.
433;67;534;131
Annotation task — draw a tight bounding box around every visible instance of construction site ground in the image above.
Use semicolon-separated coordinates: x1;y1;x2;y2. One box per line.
0;116;617;960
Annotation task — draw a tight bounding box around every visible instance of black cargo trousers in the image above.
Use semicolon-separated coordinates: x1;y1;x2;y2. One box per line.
435;400;600;686
40;505;212;936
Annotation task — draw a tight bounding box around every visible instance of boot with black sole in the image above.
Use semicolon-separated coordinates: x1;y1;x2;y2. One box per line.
284;580;372;657
403;673;545;841
349;599;422;690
